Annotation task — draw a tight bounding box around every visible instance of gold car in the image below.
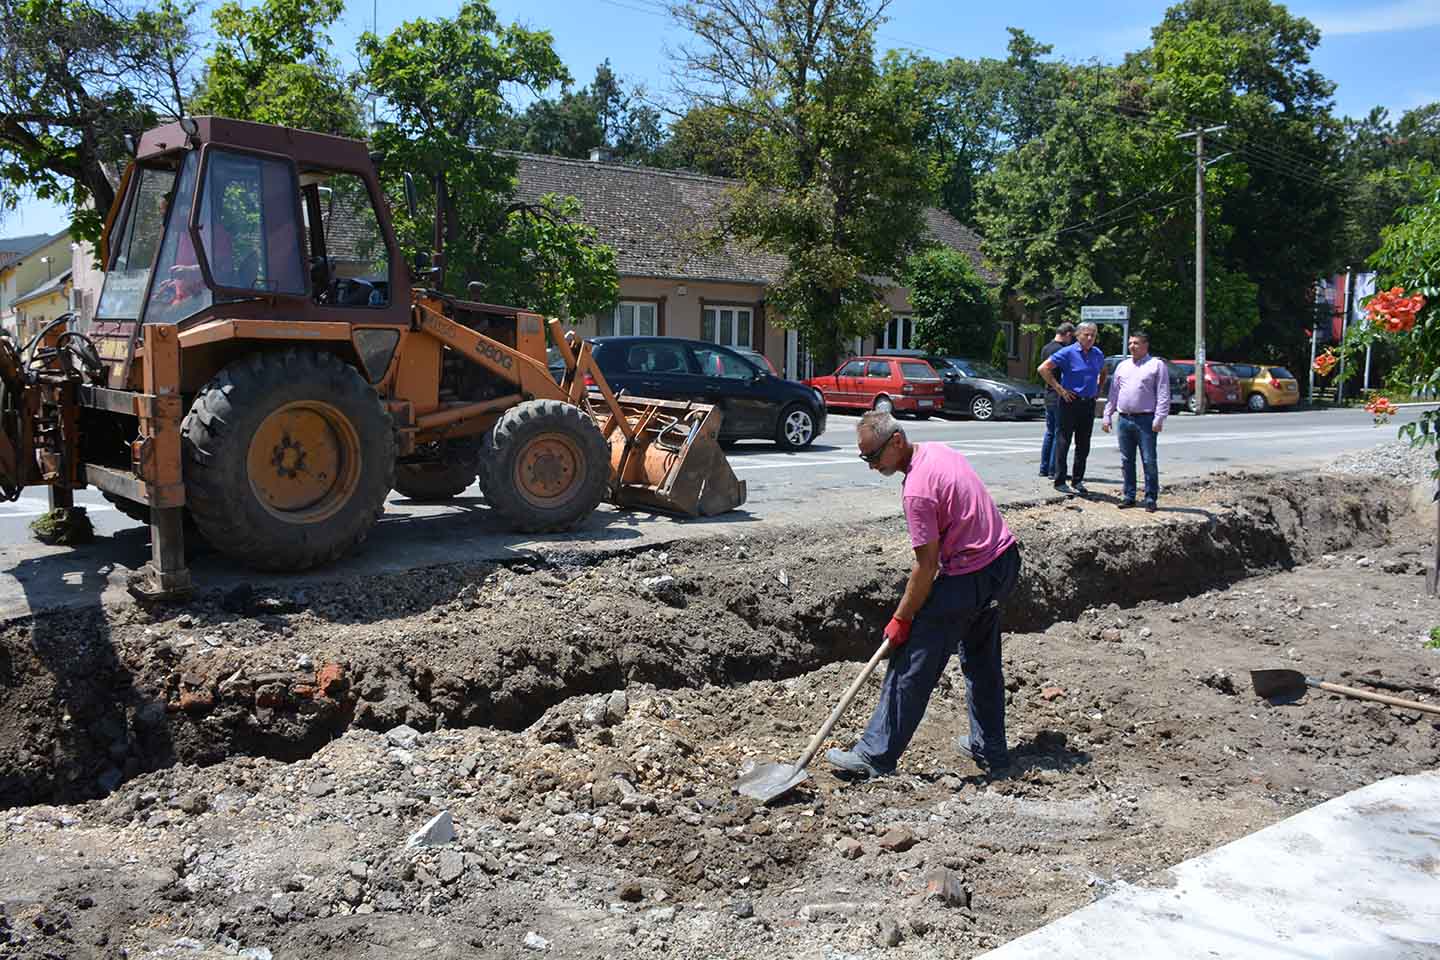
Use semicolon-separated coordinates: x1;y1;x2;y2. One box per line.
1227;362;1300;412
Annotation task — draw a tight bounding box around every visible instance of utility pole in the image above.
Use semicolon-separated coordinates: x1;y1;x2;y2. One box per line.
1178;124;1227;415
1339;266;1354;404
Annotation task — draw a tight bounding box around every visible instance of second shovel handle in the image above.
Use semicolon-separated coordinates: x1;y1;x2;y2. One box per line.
793;640;895;771
1315;680;1440;716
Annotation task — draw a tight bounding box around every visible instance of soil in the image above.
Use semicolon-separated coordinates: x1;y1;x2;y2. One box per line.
1;472;1438;959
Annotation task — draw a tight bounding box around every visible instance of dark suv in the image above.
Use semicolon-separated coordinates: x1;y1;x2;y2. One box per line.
589;336;826;449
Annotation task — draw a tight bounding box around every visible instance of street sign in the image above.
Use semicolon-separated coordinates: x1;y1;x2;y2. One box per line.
1081;305;1129;321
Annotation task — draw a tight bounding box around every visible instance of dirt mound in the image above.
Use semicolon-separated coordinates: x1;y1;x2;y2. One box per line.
0;472;1436;958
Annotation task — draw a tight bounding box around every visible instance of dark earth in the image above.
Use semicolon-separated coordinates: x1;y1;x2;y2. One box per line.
1;471;1437;958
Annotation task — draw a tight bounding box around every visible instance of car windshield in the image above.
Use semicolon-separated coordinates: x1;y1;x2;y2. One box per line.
1269;366;1296;380
954;360;1008;380
901;362;939;381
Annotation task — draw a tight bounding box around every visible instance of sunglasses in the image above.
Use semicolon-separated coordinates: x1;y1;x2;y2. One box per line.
858;431;896;463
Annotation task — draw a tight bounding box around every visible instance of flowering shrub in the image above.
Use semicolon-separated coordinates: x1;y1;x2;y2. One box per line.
1365;286;1427;333
1312;349;1338;376
1364;394;1398;422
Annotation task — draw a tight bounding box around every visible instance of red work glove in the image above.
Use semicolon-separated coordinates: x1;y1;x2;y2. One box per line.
884;616;912;646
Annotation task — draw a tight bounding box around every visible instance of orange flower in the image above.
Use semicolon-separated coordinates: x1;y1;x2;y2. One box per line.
1366;286;1426;333
1313;350;1338;376
1364;395;1398;422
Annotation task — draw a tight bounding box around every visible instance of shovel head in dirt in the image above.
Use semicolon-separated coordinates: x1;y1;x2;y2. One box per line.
735;639;893;805
1251;668;1440;716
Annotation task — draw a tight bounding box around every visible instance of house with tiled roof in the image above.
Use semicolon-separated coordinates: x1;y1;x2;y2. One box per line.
0;231;73;341
511;152;1019;379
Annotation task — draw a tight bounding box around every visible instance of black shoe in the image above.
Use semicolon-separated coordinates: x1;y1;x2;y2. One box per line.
825;748;885;779
1072;481;1089;498
1144;500;1157;513
1117;499;1136;509
1039;471;1052;478
957;740;1012;776
1053;482;1073;497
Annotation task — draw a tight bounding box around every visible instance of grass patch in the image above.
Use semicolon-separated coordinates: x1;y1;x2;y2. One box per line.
1427;626;1440;649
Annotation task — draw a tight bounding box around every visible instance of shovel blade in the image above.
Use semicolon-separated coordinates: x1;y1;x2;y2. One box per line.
1251;668;1308;700
734;761;810;805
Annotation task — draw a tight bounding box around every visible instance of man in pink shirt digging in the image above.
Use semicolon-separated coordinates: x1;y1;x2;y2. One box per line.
826;411;1022;779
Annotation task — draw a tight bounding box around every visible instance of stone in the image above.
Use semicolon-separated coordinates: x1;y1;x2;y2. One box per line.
386;724;422;749
604;690;629;725
179;690;215;712
306;780;335;798
406;810;455;848
1101;628;1123;643
1040;686;1065;701
876;917;904;947
646;906;677;923
339;880;363;905
617;881;644;902
437;851;465;885
268;896;294;921
523;931;550;951
730;900;754;919
800;902;860;922
877;827;916;853
923;867;970;907
835;837;864;860
347;861;368;880
315;663;348;698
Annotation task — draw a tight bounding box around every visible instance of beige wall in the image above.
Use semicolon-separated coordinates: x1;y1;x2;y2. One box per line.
0;233;72;333
14;284;72;341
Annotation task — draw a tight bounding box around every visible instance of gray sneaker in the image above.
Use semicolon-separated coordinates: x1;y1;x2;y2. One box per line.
825;747;885;779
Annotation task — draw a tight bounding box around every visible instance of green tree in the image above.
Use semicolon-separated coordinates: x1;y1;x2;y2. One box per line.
1336;103;1440;268
191;0;363;136
500;62;664;164
671;0;938;369
360;1;617;317
0;0;197;239
902;246;998;356
653;103;760;178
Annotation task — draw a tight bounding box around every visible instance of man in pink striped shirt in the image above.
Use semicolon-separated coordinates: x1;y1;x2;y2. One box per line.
1102;332;1170;512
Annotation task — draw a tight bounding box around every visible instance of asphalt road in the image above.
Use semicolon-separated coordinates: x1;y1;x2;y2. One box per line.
0;404;1424;617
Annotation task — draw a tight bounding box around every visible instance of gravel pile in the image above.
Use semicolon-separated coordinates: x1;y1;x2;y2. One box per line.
1328;439;1438;484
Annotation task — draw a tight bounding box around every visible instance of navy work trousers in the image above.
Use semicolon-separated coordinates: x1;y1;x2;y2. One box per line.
855;542;1022;772
1052;395;1095;485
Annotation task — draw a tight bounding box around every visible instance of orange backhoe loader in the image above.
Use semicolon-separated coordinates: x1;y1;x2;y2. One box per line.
0;117;745;598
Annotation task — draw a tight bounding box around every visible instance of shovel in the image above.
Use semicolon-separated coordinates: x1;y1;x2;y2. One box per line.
1250;669;1440;716
735;639;894;805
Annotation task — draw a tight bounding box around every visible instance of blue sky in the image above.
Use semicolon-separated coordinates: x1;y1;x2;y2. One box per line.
6;0;1438;236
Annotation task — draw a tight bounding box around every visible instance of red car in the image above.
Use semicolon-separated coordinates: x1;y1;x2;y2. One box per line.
1172;360;1242;412
805;356;945;418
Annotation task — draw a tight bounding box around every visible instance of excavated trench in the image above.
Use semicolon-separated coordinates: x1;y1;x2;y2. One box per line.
0;473;1411;811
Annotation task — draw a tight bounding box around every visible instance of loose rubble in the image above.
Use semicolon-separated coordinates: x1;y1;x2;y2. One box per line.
0;472;1437;958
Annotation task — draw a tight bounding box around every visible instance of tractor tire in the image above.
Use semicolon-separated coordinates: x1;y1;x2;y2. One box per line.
394;445;479;501
182;349;396;572
479;398;609;533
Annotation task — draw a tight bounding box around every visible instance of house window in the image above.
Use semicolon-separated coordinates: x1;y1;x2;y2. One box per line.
1001;320;1017;359
881;314;915;352
701;305;752;348
598;301;657;337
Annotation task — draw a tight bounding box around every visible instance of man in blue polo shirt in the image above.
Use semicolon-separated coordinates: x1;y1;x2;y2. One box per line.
1037;321;1104;497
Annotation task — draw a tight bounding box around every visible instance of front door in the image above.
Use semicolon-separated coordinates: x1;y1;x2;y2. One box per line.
835;359;866;407
690;344;771;436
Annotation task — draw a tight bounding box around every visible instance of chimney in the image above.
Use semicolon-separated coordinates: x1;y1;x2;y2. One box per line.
588;145;614;163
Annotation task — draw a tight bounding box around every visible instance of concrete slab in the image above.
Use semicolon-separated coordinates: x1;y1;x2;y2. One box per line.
979;771;1440;959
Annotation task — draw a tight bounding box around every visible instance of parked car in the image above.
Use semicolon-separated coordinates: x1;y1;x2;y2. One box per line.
925;356;1045;421
1225;361;1300;411
1171;360;1242;412
587;336;826;449
804;356;945;418
732;346;782;378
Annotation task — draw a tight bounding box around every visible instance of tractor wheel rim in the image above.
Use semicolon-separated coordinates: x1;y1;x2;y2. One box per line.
973;398;993;419
247;400;361;523
784;411;813;445
515;432;585;508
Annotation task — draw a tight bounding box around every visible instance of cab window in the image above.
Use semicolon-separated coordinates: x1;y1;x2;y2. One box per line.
197;149;305;295
303;172;391;307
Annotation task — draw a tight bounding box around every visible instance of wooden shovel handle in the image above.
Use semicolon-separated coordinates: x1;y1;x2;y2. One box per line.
1315;680;1440;716
793;640;894;771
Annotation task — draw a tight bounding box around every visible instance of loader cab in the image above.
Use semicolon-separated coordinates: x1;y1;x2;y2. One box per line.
94;117;409;334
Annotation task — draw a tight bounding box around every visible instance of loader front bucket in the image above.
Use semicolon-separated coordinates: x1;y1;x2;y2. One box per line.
597;397;747;517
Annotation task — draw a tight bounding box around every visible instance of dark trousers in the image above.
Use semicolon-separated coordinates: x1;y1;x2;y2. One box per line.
856;542;1022;772
1053;396;1095;485
1117;413;1160;503
1039;400;1059;475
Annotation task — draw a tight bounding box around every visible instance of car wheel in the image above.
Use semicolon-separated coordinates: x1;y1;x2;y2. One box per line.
970;394;995;421
873;395;894;415
1247;392;1268;412
1186;393;1200;414
775;404;817;450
